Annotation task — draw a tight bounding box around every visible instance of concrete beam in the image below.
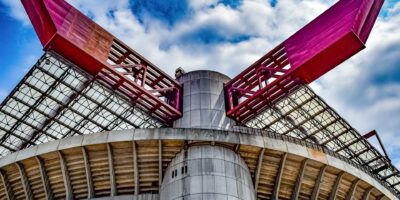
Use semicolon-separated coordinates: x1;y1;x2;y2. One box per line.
35;156;53;200
254;148;265;191
0;169;14;200
362;187;374;200
272;152;287;200
311;165;328;199
377;194;386;200
234;144;240;153
107;144;116;196
133;141;139;196
58;151;72;200
158;140;163;188
346;179;361;200
329;171;345;200
81;147;94;198
292;159;308;200
15;162;33;200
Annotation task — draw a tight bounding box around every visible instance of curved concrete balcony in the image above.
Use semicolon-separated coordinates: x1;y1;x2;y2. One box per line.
0;128;397;200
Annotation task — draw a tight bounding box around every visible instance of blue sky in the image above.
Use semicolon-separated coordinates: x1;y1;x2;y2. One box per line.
0;3;41;96
0;0;399;166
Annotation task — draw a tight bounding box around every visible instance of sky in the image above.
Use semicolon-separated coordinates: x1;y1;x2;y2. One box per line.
0;0;399;166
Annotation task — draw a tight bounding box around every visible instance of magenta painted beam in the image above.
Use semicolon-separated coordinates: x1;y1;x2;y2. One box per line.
21;0;182;125
225;0;384;123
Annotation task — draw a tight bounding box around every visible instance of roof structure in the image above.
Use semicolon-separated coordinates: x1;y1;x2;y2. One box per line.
0;0;399;198
21;0;182;125
246;85;400;194
224;0;384;123
1;55;399;196
0;53;163;157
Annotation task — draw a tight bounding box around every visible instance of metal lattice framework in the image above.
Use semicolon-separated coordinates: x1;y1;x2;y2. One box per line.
21;0;182;125
0;53;163;157
0;0;398;198
246;85;400;195
224;0;384;123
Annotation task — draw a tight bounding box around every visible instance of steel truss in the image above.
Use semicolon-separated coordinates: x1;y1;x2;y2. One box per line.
246;85;400;195
22;0;182;125
225;0;384;123
0;53;163;157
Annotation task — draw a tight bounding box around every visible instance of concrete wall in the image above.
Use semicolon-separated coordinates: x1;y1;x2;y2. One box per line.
160;145;255;200
174;70;234;130
90;194;159;200
0;128;396;199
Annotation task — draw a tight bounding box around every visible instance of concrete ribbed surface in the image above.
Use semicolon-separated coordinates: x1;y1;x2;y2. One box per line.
0;128;396;200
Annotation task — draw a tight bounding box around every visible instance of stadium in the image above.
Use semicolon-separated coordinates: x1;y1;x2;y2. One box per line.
0;0;399;199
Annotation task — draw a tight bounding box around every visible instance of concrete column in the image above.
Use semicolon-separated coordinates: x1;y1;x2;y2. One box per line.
160;145;255;200
173;70;234;130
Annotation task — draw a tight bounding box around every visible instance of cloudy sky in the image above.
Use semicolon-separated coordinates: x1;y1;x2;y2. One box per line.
0;0;399;165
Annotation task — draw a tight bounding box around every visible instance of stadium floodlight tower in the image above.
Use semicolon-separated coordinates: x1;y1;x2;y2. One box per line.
0;0;399;199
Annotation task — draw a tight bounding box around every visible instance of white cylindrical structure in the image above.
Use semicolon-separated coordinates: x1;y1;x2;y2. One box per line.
160;145;255;200
174;70;234;130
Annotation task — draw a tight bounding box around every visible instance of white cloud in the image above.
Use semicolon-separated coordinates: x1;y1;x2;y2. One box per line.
68;0;400;165
56;0;337;76
0;0;30;25
2;0;400;165
311;9;400;162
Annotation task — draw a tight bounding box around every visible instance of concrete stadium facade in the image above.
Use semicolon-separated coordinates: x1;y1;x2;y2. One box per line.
0;128;396;200
0;71;397;200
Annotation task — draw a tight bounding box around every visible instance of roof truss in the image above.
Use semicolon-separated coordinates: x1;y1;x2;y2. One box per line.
0;53;164;157
246;85;400;194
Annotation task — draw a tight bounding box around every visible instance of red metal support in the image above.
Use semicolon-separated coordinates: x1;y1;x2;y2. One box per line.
224;0;384;123
363;130;391;162
21;0;182;125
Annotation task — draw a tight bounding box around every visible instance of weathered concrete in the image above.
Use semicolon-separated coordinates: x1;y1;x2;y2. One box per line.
160;145;255;200
174;70;234;130
89;194;159;200
0;128;397;200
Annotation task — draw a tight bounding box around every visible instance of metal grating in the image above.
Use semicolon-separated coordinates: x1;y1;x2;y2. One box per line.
0;53;163;157
21;0;182;125
224;0;384;124
246;85;400;195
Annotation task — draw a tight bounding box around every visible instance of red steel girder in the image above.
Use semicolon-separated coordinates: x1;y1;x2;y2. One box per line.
225;0;384;123
22;0;182;125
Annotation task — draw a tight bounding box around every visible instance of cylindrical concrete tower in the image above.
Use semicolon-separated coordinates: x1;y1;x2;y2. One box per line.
174;70;234;130
4;1;395;199
160;145;255;200
165;71;254;199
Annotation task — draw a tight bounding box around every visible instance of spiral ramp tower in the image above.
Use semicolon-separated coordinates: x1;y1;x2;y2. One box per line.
0;0;399;200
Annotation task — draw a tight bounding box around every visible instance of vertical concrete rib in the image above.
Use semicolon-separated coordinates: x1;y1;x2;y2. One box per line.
15;162;33;200
345;179;361;200
377;194;386;200
329;171;345;200
158;140;163;188
292;159;308;200
0;169;14;200
133;141;139;196
254;148;265;191
81;147;94;198
311;165;328;199
35;156;53;200
58;151;72;200
234;144;240;153
107;144;116;196
362;187;373;200
272;152;287;200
